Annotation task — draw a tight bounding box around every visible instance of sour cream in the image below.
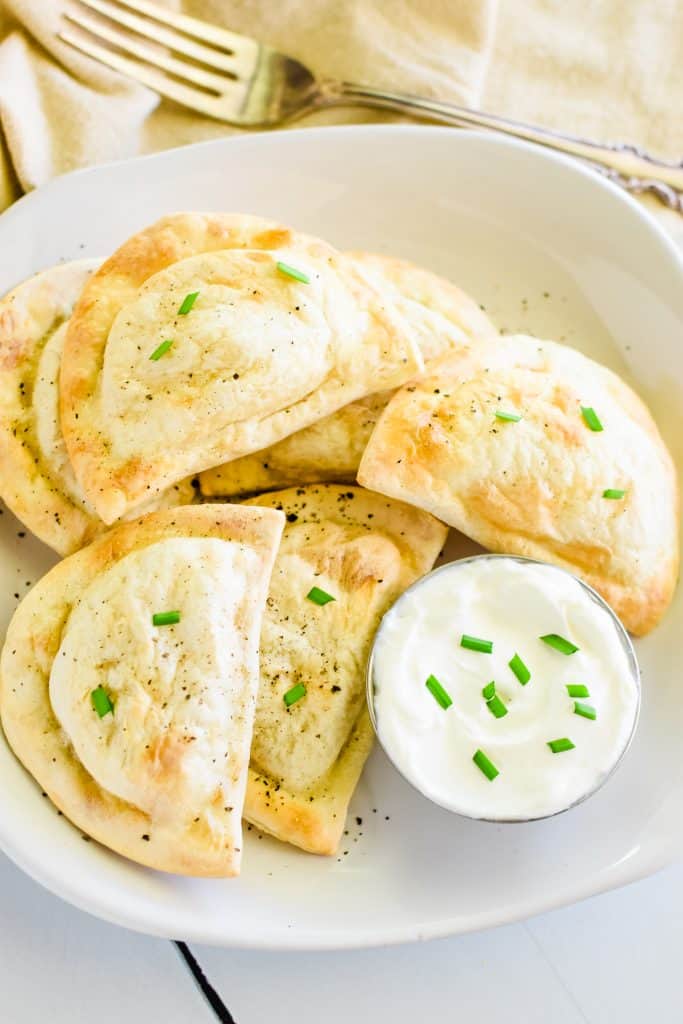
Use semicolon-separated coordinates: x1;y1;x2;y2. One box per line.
368;556;640;821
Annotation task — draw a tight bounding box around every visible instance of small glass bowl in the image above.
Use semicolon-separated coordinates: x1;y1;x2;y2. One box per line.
366;553;641;824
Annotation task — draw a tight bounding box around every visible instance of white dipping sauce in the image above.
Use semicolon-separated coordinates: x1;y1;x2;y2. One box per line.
370;557;639;821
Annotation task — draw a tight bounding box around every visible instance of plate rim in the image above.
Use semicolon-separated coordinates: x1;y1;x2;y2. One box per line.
2;123;682;281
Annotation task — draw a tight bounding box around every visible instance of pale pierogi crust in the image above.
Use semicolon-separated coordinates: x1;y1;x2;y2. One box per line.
358;334;679;635
199;251;497;498
242;484;448;854
0;504;284;876
60;215;423;523
0;260;194;555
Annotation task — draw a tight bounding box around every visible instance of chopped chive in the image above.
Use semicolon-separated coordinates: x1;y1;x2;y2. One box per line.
152;610;180;627
276;261;310;284
283;682;307;707
426;674;452;710
149;338;173;361
306;586;335;606
581;406;603;432
460;634;493;653
540;633;579;655
178;290;199;315
566;684;590;698
508;653;530;685
91;686;113;718
481;681;507;717
574;701;597;721
548;737;575;753
603;488;626;499
494;410;522;422
486;694;508;719
473;749;499;781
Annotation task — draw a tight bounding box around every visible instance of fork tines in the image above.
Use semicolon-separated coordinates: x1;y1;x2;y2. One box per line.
60;0;258;117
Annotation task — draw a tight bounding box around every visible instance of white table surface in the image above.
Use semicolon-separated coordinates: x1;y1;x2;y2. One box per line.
1;851;681;1023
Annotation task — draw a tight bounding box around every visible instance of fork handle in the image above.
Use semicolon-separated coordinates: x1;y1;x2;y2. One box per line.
329;82;683;202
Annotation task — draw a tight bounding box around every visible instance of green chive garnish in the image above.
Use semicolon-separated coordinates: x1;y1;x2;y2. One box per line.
149;338;173;361
574;701;597;721
540;633;579;655
152;610;180;626
566;684;590;698
284;683;307;707
91;686;113;718
276;261;310;284
482;681;496;701
460;634;493;653
548;737;575;753
508;653;530;685
486;694;508;719
495;410;522;422
473;749;499;780
603;488;626;499
306;586;335;606
581;406;603;431
482;681;507;717
426;674;452;709
178;291;199;315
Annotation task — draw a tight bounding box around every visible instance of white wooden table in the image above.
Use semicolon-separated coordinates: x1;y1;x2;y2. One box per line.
1;850;681;1022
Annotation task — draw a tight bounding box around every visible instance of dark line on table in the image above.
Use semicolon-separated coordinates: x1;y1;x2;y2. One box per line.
174;940;238;1024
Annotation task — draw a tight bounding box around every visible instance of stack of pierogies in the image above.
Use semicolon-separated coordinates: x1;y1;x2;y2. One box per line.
0;212;677;876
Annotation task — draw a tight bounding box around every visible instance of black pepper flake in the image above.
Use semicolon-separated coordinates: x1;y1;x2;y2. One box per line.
355;817;363;826
141;834;150;842
286;512;298;523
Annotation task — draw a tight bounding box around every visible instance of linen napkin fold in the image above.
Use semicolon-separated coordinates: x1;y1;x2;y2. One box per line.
484;0;683;247
0;0;497;209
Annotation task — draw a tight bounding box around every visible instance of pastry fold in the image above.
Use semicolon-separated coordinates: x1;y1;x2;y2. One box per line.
200;251;496;498
60;215;423;523
0;261;194;555
358;335;679;635
0;504;284;876
242;484;448;853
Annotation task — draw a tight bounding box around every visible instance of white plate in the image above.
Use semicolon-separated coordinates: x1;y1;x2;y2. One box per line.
0;126;681;949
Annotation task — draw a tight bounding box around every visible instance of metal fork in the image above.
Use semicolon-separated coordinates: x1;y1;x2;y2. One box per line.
59;0;683;211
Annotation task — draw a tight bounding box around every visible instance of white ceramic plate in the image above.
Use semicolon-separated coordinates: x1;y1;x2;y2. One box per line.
0;127;681;948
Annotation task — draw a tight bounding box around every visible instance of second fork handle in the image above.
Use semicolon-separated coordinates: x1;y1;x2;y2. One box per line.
329;82;683;193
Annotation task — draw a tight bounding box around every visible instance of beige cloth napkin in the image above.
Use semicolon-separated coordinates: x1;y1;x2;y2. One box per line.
0;0;681;245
